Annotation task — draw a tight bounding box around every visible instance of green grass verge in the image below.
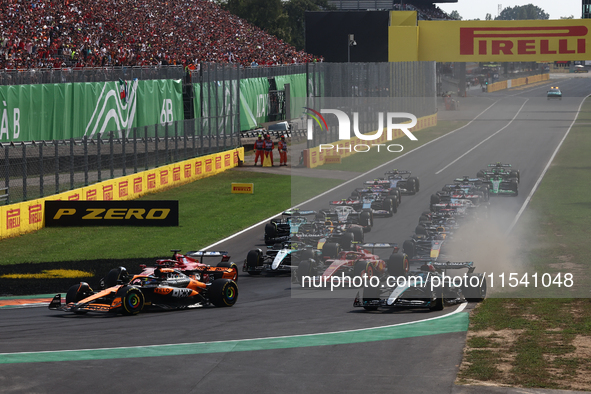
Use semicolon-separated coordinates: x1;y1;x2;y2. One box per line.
0;171;342;264
457;97;591;390
315;120;467;172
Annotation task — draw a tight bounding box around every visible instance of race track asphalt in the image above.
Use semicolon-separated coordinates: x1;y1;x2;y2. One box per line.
1;76;589;394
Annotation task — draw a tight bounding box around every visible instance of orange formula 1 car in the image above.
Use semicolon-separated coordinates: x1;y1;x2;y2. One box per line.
49;266;238;315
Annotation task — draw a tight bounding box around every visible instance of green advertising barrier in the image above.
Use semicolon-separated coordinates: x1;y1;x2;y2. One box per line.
0;79;183;142
275;73;306;120
193;80;239;135
239;77;270;130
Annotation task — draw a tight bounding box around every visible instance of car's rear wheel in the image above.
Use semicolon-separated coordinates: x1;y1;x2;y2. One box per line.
350;227;364;243
118;286;145;315
354;261;374;279
387;253;409;277
209;279;238;307
322;242;340;259
297;260;313;286
340;232;355;251
402;240;415;259
264;223;277;238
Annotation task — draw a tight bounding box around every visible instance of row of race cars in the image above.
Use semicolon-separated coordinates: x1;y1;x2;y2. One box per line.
357;163;519;311
48;163;519;315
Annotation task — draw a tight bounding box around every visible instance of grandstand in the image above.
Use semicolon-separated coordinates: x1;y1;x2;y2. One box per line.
0;0;317;70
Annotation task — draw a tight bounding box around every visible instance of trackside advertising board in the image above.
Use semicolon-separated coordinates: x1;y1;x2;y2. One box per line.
0;79;183;142
0;147;243;239
388;13;591;62
44;200;179;227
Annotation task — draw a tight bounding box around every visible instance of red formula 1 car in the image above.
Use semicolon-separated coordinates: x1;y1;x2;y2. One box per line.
296;243;409;285
102;250;239;288
49;267;238;315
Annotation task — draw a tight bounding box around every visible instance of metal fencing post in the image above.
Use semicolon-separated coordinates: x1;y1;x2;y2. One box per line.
109;131;114;180
40;141;44;197
97;135;102;182
22;143;27;201
54;140;59;194
83;136;88;186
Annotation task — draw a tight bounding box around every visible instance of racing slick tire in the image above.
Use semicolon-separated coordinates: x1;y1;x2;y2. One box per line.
66;282;93;304
462;274;487;302
476;170;485;178
430;194;440;206
245;249;263;275
209;279;239;307
350;227;364;243
353;261;374;279
299;249;314;261
415;225;428;236
509;170;520;183
429;286;444;311
387;253;409;278
390;188;402;206
418;215;430;224
510;180;519;196
340;232;355;251
265;223;277;239
360;209;373;230
322;242;340;259
402;240;415;259
217;261;239;282
66;283;93;314
362;284;381;311
117;286;145;315
296;259;315;286
383;198;394;217
408;177;419;194
103;266;130;288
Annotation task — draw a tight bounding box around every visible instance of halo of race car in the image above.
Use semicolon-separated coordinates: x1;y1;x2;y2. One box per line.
49;164;518;315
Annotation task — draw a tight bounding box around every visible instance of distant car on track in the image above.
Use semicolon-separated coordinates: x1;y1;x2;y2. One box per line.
547;87;562;100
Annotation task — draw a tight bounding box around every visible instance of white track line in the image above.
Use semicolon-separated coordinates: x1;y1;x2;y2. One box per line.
1;303;468;356
505;93;591;235
435;98;529;175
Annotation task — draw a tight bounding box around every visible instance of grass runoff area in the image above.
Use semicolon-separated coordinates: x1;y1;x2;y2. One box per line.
457;98;591;390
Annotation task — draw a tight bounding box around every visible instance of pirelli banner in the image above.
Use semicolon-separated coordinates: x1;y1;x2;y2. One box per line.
389;13;591;62
45;201;179;227
0;147;244;239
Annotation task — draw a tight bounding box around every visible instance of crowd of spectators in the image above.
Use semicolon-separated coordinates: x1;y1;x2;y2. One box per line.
0;0;319;70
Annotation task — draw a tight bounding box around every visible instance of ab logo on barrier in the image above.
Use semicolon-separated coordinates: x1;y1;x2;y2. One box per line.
45;200;179;227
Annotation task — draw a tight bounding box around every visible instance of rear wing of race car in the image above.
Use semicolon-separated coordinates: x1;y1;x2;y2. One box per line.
329;200;359;206
487;163;512;168
363;179;389;185
432;261;476;273
282;209;316;216
359;242;399;253
385;170;411;176
185;250;231;264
